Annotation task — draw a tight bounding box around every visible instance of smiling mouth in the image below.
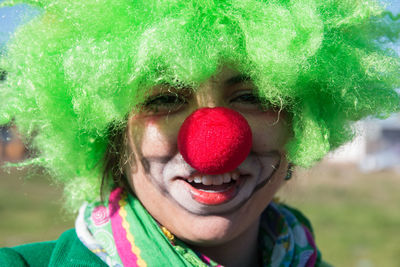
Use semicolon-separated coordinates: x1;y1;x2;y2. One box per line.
178;172;245;205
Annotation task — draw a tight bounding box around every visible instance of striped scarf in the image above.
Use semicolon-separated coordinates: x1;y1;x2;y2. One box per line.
76;188;321;266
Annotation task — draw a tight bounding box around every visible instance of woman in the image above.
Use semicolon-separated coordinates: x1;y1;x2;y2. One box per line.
0;0;399;266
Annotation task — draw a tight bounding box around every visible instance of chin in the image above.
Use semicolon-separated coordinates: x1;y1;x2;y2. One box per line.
174;215;238;246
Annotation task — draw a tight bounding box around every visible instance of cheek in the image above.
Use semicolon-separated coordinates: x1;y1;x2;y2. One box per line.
255;158;287;201
131;116;181;158
246;112;290;152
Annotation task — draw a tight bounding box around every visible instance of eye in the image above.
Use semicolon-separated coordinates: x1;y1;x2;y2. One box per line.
142;92;188;113
230;90;263;106
229;90;277;113
230;92;261;104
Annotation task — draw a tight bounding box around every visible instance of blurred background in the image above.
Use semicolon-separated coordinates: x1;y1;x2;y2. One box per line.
1;1;400;266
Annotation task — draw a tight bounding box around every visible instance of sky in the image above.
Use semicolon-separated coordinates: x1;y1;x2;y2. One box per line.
0;2;40;52
0;0;400;51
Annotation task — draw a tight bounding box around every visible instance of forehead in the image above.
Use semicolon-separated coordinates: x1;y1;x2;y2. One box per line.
146;66;253;94
209;67;245;83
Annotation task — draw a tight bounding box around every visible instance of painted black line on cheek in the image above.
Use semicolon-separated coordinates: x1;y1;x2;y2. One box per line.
127;125;146;175
127;120;176;202
138;155;175;197
140;157;151;174
253;155;281;193
131;132;170;174
220;154;281;215
129;136;169;196
139;155;173;174
143;156;172;164
130;137;149;174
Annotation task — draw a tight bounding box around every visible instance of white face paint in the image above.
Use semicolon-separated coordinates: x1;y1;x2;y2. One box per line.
154;152;281;214
126;66;291;245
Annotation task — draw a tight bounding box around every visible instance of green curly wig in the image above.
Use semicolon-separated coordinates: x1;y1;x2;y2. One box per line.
1;0;399;211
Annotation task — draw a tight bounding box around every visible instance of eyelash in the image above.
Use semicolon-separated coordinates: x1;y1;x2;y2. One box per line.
143;93;188;110
230;92;262;104
142;91;264;113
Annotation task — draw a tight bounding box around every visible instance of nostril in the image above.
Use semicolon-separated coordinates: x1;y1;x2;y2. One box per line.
177;107;252;175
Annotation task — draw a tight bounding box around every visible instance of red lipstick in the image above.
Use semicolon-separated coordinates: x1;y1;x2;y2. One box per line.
185;181;238;205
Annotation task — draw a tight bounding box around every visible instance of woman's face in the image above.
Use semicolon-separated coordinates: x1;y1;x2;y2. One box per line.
126;67;291;245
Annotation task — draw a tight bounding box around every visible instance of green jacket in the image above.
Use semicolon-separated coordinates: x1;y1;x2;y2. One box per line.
1;223;332;267
0;229;106;267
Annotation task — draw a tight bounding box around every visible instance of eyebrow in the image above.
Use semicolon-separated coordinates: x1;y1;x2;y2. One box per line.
159;80;193;91
225;75;251;86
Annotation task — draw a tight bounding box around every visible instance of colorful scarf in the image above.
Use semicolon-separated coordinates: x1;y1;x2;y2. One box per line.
76;188;321;267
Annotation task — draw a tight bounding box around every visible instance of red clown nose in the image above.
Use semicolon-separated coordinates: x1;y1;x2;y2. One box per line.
178;107;252;175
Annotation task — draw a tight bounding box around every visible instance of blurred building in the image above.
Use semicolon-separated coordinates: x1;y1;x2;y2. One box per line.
0;70;26;163
0;125;26;163
328;113;400;172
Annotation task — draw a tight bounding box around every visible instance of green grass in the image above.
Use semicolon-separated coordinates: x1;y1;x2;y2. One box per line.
1;163;400;266
278;163;400;267
0;167;74;246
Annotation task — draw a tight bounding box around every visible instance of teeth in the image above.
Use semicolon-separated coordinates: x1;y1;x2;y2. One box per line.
194;177;202;183
202;176;213;185
187;172;239;185
213;176;223;185
223;173;231;183
232;172;239;181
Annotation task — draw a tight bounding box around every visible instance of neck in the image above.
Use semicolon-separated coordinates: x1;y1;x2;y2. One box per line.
190;218;260;267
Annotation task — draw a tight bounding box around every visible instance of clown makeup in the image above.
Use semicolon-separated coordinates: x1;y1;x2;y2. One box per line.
125;66;291;245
